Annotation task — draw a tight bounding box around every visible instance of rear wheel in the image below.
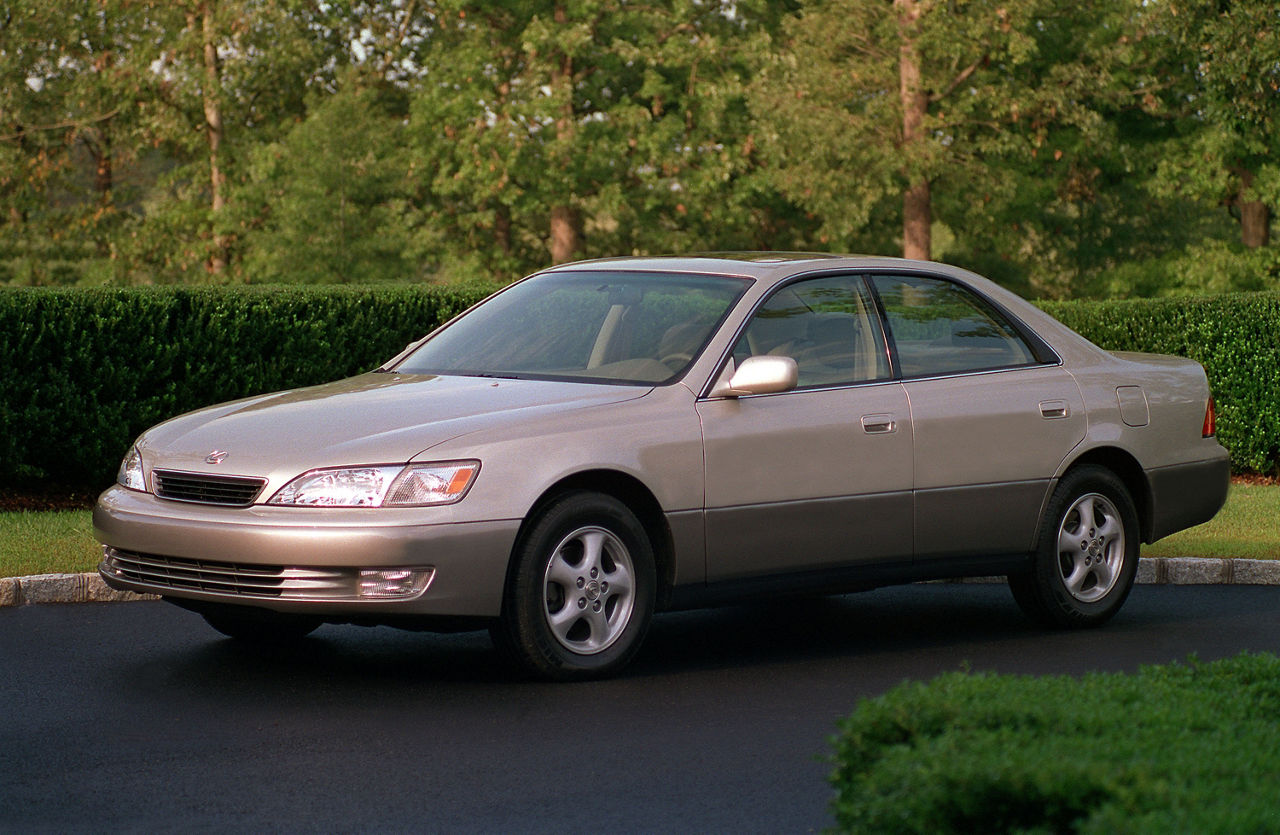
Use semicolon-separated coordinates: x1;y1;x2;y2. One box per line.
1009;466;1139;628
492;491;655;681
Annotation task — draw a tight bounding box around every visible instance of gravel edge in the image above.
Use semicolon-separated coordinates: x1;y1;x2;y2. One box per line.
2;557;1279;608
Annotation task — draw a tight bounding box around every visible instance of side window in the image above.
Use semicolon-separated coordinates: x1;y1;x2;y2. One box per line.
871;274;1038;377
732;274;890;387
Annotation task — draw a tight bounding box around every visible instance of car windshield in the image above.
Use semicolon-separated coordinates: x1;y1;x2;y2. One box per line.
393;270;752;385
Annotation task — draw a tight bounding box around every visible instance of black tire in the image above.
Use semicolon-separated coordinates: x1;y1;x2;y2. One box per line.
492;491;656;681
201;607;322;643
1009;466;1139;628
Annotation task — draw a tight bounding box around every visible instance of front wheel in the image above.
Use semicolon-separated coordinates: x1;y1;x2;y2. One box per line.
492;491;656;681
1009;466;1139;628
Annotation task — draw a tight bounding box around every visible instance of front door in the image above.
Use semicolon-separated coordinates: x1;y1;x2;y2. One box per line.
698;273;915;582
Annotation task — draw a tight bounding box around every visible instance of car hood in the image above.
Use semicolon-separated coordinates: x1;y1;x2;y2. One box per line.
138;373;651;483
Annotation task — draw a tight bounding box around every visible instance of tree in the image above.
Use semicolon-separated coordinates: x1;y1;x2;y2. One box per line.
0;0;166;283
1146;0;1279;249
750;0;1114;264
408;1;795;278
238;81;417;283
110;0;349;279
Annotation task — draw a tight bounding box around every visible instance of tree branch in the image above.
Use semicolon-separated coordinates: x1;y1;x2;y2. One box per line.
0;109;120;143
929;56;985;104
376;0;419;77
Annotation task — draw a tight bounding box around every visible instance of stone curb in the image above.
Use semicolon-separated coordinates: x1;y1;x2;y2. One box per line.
0;573;159;607
2;557;1279;607
939;557;1280;586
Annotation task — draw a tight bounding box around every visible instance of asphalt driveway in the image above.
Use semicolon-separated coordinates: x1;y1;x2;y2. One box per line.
4;583;1280;832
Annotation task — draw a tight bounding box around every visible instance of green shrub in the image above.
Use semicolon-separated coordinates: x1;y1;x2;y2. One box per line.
0;285;495;490
1038;292;1280;473
829;653;1280;833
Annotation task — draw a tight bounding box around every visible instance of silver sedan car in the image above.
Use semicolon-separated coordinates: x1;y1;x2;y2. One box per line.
96;254;1229;679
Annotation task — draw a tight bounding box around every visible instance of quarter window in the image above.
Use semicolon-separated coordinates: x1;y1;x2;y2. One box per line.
871;274;1039;377
733;275;890;387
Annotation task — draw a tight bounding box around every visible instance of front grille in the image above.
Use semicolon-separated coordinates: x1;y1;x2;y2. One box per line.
102;548;350;600
152;470;266;506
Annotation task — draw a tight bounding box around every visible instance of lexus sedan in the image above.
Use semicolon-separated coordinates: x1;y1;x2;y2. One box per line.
96;254;1229;679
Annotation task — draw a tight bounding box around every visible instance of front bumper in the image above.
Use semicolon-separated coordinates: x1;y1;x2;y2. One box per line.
94;485;520;618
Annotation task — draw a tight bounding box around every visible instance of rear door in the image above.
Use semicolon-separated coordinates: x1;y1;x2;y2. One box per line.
869;273;1085;560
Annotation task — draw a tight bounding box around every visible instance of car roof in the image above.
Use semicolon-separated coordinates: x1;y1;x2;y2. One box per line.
537;252;1106;364
539;252;931;281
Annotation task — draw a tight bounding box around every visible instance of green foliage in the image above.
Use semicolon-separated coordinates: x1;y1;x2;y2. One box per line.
829;653;1280;833
2;1;1276;293
1101;240;1280;298
1039;292;1280;472
0;284;494;490
238;82;420;284
1144;0;1280;248
406;1;802;277
752;0;1050;243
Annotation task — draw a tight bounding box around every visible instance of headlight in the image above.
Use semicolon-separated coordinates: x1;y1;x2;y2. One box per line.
267;461;479;507
117;446;147;492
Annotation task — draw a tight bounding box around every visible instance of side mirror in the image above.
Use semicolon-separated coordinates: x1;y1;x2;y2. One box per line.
710;355;798;398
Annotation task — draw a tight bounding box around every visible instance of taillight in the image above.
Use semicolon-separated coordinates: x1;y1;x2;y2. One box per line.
1202;396;1216;438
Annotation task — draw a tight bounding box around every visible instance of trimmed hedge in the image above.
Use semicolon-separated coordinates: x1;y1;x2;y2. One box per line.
1038;292;1280;473
0;285;494;490
829;653;1280;833
1;286;1276;491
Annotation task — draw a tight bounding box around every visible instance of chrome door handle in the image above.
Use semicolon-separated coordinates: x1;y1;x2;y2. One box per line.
1040;400;1069;419
861;414;897;434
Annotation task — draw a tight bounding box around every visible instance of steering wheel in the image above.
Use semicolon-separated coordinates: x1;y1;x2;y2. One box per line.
660;352;694;372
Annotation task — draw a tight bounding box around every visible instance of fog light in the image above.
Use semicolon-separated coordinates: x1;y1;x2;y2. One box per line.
357;568;433;599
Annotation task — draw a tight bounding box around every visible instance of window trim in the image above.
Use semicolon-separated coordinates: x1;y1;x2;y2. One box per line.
700;267;1061;399
867;269;1060;382
699;269;897;399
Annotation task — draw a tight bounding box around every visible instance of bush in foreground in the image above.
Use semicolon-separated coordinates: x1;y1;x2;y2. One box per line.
830;653;1280;833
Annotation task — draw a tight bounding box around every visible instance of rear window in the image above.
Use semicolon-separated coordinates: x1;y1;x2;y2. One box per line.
872;275;1039;377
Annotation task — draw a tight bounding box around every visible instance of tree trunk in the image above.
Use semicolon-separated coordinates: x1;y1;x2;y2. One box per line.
896;0;931;261
87;131;113;205
1241;201;1271;248
1233;168;1271;249
902;180;931;261
550;205;581;264
94;150;113;202
194;2;228;274
547;3;583;264
1244;202;1274;248
494;204;512;257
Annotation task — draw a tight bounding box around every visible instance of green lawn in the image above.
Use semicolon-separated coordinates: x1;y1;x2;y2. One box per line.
0;510;98;578
0;484;1276;579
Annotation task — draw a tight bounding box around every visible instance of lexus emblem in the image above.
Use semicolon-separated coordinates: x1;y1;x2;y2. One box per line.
205;450;228;465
